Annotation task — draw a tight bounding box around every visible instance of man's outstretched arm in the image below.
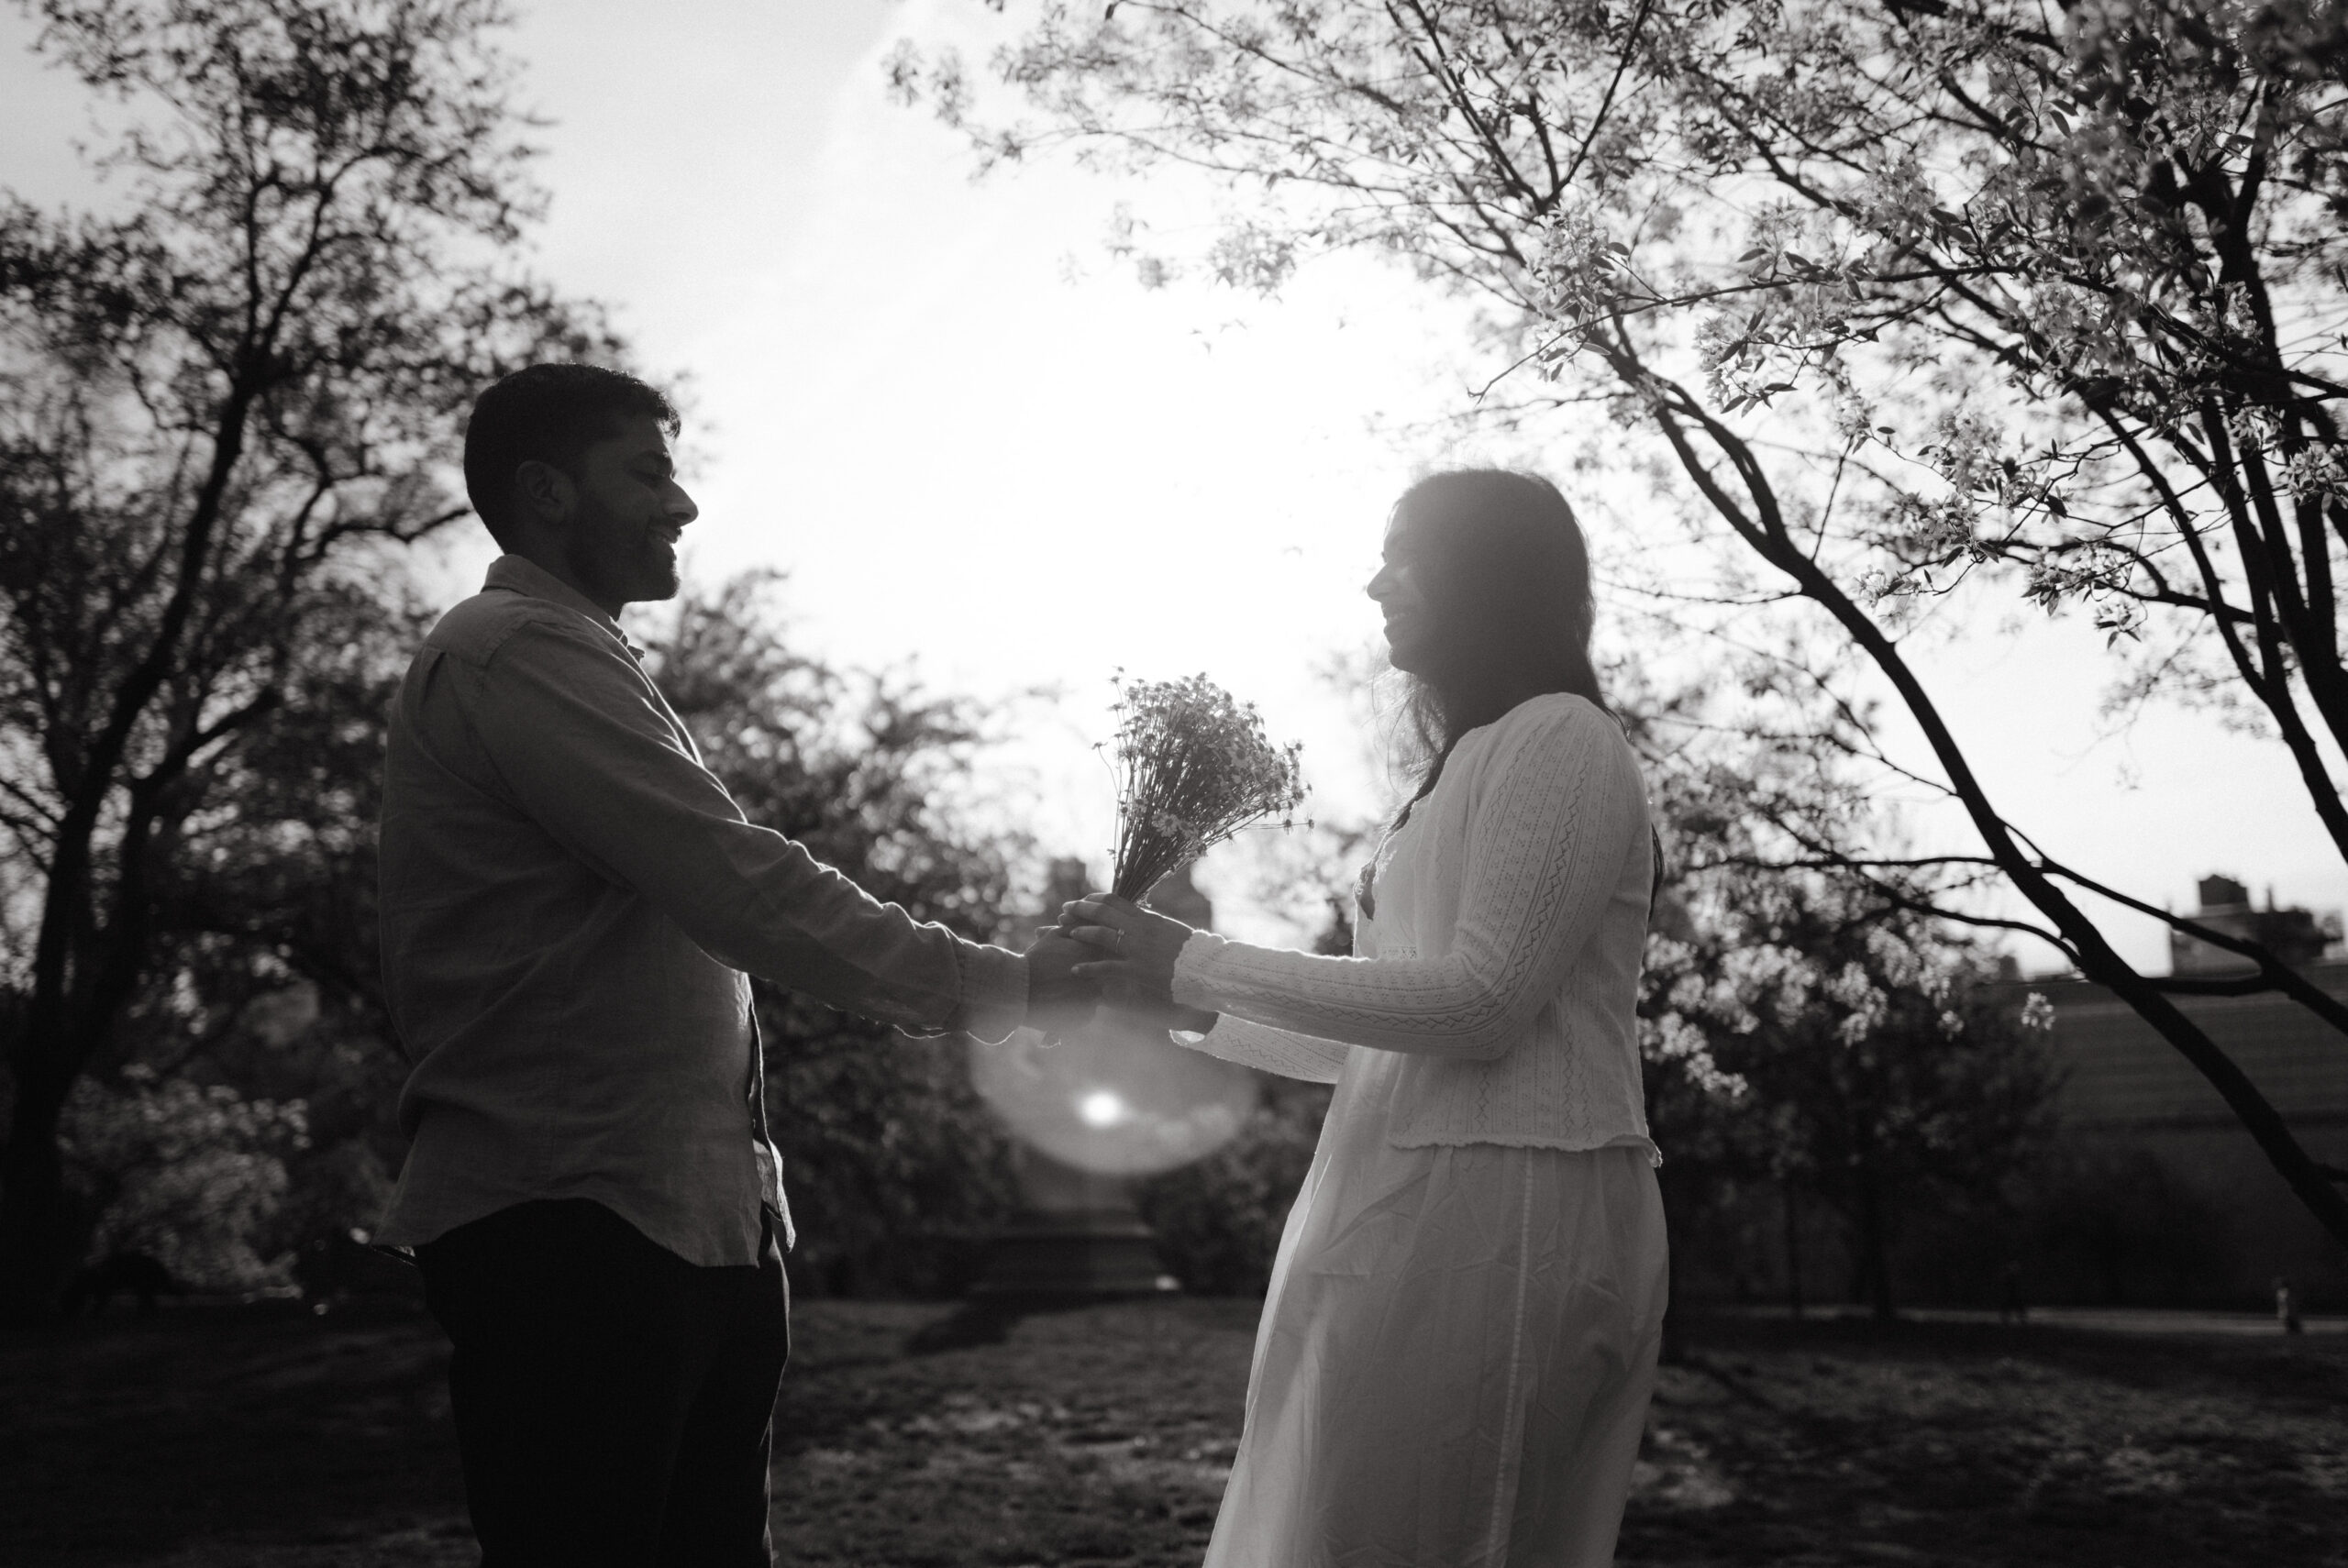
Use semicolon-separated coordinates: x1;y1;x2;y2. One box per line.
469;612;1051;1041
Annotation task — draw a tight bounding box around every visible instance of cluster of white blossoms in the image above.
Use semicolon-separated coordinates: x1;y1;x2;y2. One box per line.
1102;673;1307;903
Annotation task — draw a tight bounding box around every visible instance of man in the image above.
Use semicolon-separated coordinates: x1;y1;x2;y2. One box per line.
375;362;1093;1565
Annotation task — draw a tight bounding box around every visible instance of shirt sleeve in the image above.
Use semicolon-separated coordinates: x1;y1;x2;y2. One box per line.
1168;701;1645;1059
1169;1015;1350;1084
468;613;1028;1043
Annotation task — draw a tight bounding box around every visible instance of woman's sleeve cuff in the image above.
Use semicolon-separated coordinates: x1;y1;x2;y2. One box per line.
1169;928;1227;1012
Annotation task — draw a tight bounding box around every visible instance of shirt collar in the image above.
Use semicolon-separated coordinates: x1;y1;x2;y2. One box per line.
482;557;649;661
482;554;621;628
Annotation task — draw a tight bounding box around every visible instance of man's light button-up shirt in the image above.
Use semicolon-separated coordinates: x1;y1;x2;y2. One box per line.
374;556;1026;1267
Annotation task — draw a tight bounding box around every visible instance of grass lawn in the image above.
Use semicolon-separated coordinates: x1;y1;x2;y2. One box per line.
3;1295;2342;1566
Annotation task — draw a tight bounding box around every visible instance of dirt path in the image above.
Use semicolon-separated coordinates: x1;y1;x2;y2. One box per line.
5;1298;2342;1566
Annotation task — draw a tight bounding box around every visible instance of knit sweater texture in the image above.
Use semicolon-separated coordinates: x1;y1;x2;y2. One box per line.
1172;692;1656;1154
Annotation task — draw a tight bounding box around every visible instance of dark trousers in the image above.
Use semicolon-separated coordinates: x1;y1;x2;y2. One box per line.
416;1198;791;1568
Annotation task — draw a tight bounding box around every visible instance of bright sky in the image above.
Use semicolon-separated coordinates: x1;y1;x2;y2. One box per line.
5;0;2341;972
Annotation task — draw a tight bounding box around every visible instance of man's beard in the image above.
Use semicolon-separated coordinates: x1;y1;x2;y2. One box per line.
637;538;681;601
576;507;680;607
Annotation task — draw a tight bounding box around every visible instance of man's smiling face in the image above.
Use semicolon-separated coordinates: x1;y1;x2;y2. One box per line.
560;414;697;614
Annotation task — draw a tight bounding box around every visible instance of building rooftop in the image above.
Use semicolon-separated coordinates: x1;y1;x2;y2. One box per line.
2006;961;2348;1128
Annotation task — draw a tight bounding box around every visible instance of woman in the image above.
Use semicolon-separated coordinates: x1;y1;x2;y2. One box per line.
1062;469;1665;1568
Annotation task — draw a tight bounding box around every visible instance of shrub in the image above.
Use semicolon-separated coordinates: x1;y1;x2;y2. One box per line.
1135;1076;1332;1297
60;1069;310;1292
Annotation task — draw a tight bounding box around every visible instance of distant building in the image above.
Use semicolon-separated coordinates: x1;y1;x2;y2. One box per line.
1037;855;1213;926
2014;878;2348;1308
2167;873;2338;976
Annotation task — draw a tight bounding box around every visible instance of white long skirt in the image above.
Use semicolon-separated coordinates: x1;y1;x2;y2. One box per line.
1203;1120;1667;1568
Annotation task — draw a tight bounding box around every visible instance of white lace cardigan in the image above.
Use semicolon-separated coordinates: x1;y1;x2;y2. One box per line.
1170;692;1657;1154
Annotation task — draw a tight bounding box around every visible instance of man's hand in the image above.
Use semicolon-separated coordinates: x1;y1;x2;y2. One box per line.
1024;927;1101;1036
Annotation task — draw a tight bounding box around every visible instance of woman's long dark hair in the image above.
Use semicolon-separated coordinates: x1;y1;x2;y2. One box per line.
1387;469;1610;832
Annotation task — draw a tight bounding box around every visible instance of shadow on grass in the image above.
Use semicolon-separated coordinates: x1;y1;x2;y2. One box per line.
901;1292;1197;1357
0;1297;469;1567
5;1296;2343;1567
901;1297;1024;1356
1621;1310;2348;1568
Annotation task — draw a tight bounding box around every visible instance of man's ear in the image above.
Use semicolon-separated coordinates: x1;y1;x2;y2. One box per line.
513;458;577;527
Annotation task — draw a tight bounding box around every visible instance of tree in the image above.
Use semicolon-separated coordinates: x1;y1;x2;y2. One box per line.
1618;668;2058;1323
895;0;2348;1245
0;0;623;1318
643;571;1038;1296
48;577;429;1297
1652;868;2060;1319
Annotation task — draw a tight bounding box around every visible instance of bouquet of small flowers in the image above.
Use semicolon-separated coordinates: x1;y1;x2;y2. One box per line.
1103;673;1307;901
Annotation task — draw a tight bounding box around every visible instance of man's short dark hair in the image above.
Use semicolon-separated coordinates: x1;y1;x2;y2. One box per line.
462;364;681;547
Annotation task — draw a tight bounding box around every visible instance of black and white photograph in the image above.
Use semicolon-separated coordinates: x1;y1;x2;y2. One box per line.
1;2;2343;1565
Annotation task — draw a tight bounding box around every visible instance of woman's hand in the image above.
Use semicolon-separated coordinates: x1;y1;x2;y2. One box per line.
1058;894;1219;1033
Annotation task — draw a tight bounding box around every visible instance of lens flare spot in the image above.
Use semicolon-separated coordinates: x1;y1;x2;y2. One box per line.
969;1026;1258;1176
1077;1089;1129;1128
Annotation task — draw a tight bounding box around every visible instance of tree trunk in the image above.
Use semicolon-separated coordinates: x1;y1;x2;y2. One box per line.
0;1067;77;1323
2;808;162;1322
1783;1177;1805;1320
1855;1174;1896;1322
0;381;247;1321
